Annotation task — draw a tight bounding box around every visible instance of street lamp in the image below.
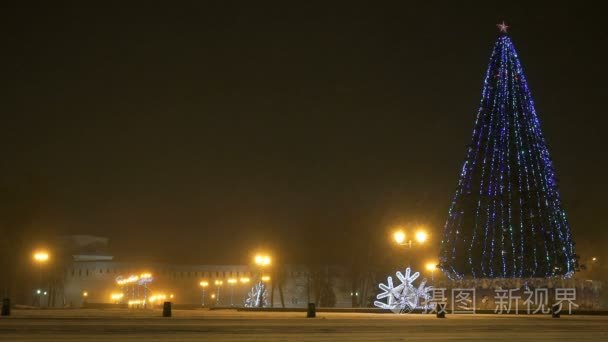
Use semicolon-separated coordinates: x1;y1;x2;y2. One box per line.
393;231;406;245
33;251;49;263
254;254;271;267
425;262;437;281
214;280;223;305
33;250;50;307
415;231;428;244
110;293;124;303
199;281;209;307
227;278;237;306
392;228;428;247
253;252;273;308
391;228;429;268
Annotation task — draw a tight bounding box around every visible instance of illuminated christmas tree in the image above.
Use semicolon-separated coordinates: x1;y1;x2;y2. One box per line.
439;23;576;279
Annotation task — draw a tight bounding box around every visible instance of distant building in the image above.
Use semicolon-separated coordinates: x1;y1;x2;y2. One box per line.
52;236;353;308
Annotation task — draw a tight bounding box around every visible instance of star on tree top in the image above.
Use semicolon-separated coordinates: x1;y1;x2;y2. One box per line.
497;21;509;33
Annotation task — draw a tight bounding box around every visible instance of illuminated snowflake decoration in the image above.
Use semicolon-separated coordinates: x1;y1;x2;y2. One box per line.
244;281;269;308
374;267;433;314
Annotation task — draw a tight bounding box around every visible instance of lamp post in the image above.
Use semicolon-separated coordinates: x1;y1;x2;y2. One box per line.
393;229;428;247
139;273;152;308
227;278;237;306
254;254;271;267
199;281;209;307
393;230;407;247
425;262;437;282
415;231;428;244
214;280;223;305
33;250;50;307
253;253;272;307
392;228;428;267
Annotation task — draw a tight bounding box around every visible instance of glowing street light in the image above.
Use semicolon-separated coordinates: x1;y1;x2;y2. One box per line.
33;251;50;263
254;254;271;267
110;293;124;303
83;291;88;297
425;262;437;281
240;277;250;284
214;280;223;305
391;227;430;268
227;278;237;306
392;228;429;247
148;294;167;305
415;230;428;244
33;250;50;307
393;231;406;245
200;281;209;307
253;252;273;306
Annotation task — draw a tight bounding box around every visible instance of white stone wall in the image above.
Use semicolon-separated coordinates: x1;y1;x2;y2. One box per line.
60;262;353;308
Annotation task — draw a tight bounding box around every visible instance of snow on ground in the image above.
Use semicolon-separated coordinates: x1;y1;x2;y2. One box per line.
1;309;607;341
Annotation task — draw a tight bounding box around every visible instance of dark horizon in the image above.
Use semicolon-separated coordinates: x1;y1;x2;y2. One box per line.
2;1;607;266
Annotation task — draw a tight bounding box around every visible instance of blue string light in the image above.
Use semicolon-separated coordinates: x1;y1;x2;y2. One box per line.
439;30;576;279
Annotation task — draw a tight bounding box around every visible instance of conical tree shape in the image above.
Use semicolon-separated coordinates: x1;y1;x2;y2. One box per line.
439;33;576;279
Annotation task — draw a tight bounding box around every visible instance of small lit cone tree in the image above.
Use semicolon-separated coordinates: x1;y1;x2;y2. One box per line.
439;24;576;279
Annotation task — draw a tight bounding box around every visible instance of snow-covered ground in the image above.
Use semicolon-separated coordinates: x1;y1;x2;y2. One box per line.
1;309;607;341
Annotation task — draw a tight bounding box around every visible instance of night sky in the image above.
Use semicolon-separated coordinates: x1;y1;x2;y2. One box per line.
3;1;607;265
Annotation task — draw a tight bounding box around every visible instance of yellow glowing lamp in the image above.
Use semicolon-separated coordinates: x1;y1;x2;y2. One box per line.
393;231;406;245
110;293;124;300
33;251;50;263
200;281;209;287
254;254;271;266
415;230;428;244
261;275;270;282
